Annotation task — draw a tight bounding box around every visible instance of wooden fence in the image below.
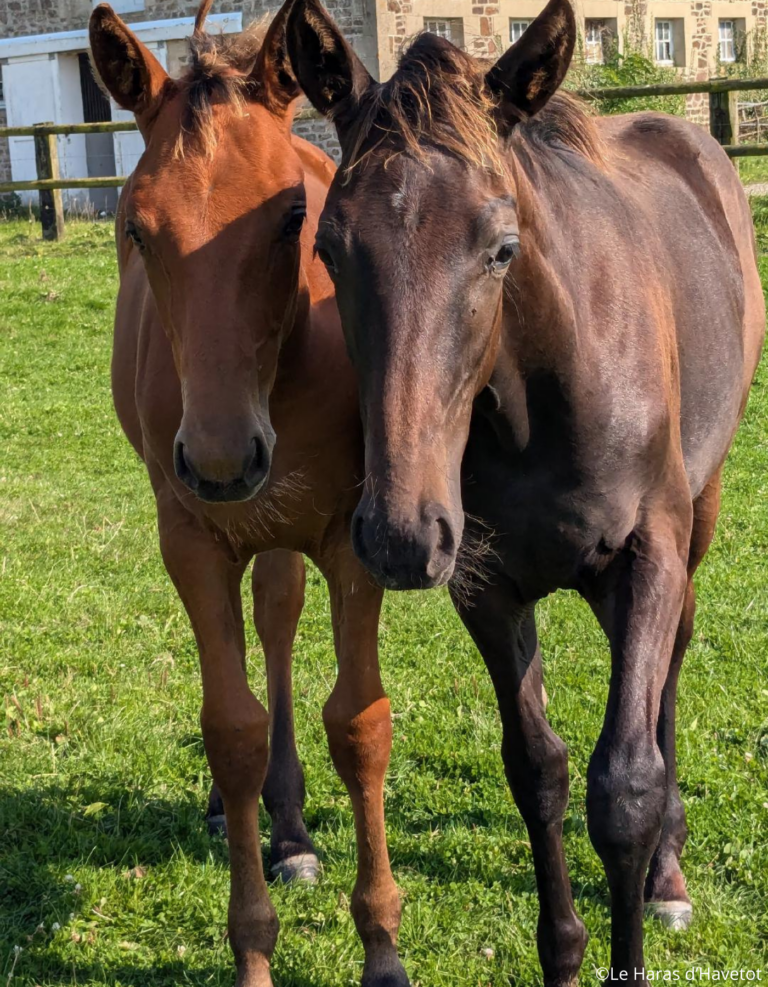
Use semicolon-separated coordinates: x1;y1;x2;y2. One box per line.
1;77;767;240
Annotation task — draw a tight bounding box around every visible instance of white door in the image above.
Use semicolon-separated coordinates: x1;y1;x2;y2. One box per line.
113;41;168;180
4;54;56;203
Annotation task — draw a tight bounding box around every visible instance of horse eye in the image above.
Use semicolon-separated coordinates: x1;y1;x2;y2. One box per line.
283;205;306;241
492;237;520;271
125;220;144;250
316;246;337;275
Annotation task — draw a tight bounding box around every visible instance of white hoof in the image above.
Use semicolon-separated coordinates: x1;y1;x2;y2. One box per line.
271;853;321;885
645;900;693;931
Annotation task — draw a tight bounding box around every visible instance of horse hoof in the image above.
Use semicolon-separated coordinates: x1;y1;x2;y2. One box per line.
206;813;227;837
645;900;693;931
361;957;411;986
271;853;321;885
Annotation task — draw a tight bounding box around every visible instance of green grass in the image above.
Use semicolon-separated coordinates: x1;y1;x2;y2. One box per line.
0;215;767;987
737;156;768;187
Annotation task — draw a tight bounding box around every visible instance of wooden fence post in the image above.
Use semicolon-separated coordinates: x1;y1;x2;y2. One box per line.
33;122;65;241
709;86;740;171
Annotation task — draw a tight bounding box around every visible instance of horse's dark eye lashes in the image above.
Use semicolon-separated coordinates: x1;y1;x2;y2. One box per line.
125;221;144;250
283;205;306;239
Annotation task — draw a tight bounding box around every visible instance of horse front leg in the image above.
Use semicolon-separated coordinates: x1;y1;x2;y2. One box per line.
320;546;408;987
645;472;721;931
157;488;277;987
253;550;320;883
454;577;588;987
584;493;691;984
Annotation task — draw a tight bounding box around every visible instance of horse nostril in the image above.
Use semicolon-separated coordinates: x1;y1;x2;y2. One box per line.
434;513;456;559
423;503;457;581
174;440;199;491
243;436;269;490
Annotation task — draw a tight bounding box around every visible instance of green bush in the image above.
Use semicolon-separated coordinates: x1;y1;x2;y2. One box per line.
0;191;25;219
566;33;686;116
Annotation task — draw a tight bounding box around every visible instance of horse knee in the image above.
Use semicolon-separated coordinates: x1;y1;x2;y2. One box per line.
253;551;306;634
504;731;570;830
201;693;270;800
323;696;392;792
587;741;666;865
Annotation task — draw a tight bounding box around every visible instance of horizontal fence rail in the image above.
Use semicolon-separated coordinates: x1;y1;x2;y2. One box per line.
0;106;319;139
2;77;767;237
578;75;768;101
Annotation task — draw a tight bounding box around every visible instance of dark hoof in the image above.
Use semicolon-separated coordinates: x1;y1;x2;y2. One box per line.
361;956;410;987
645;900;693;931
206;813;227;837
270;853;321;885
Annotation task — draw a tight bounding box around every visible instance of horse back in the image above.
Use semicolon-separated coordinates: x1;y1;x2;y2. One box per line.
598;112;764;494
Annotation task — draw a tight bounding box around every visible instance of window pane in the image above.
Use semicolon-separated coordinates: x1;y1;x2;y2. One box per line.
655;20;673;62
585;20;605;64
719;20;735;61
510;20;531;43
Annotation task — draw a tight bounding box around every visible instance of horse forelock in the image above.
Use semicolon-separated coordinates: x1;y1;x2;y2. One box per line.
343;33;603;176
344;34;503;176
172;13;270;158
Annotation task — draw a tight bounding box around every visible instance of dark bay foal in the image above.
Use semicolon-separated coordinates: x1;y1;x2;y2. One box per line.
90;2;405;984
287;0;765;982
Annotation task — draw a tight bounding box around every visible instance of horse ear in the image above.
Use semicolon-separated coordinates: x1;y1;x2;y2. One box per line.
485;0;575;131
252;0;301;115
89;4;170;126
286;0;374;132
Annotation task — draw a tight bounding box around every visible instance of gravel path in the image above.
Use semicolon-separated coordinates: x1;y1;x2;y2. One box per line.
744;182;768;196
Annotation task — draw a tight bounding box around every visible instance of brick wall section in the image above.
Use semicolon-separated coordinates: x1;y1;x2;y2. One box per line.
386;0;413;65
686;0;713;126
469;3;501;58
293;115;340;161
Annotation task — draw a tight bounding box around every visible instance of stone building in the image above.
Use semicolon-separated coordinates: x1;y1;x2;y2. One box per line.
0;0;763;205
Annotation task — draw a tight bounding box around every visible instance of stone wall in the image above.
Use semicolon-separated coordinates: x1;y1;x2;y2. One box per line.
0;0;368;40
293;114;341;161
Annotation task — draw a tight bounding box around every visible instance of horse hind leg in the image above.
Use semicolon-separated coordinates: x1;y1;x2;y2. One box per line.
253;550;320;884
645;472;722;931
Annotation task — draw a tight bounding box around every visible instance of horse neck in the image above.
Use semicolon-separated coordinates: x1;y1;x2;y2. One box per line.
502;147;596;372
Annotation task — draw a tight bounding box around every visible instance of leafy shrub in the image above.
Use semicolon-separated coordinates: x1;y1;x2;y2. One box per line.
566;33;686;117
0;191;25;219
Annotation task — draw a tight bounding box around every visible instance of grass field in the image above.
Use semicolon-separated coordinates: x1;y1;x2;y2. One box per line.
1;213;767;987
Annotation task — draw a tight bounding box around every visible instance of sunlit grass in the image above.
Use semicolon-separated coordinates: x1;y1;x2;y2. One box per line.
1;217;767;986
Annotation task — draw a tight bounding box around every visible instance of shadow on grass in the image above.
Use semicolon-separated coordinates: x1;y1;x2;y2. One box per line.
3;959;338;987
0;773;610;986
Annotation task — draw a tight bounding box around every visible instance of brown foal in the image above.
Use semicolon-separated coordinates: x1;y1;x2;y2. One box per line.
90;2;406;984
287;0;765;983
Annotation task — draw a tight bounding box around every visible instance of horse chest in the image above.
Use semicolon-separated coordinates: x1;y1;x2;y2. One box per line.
462;413;642;595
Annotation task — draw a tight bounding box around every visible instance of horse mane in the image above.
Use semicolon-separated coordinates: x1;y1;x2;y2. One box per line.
513;91;605;166
344;32;603;175
173;0;269;157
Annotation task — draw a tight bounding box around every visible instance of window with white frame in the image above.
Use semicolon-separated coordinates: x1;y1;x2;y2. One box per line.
584;19;616;64
0;70;4;109
719;19;736;62
655;19;674;63
423;18;464;45
510;19;532;43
